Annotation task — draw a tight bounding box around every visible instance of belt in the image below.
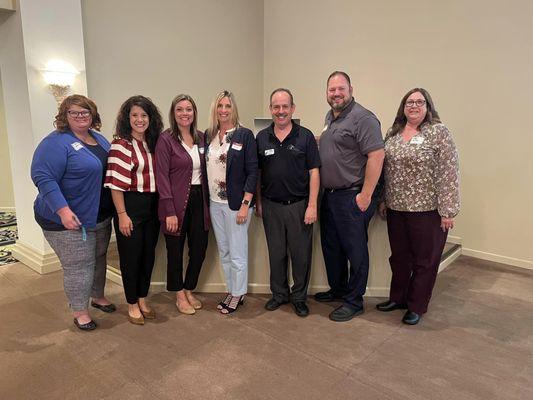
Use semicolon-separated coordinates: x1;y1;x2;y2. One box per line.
264;196;306;205
323;185;362;193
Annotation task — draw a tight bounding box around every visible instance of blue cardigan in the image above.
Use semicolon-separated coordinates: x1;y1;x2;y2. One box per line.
206;126;258;211
31;130;111;228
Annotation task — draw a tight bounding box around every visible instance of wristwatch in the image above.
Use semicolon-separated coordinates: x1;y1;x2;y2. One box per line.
242;199;250;206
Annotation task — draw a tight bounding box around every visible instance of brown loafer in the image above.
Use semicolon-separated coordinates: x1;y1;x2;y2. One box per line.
140;308;156;319
128;313;145;325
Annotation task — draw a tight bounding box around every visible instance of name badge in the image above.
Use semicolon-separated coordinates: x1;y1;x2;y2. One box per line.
265;149;275;156
231;143;243;151
71;142;83;151
410;136;425;145
199;147;205;154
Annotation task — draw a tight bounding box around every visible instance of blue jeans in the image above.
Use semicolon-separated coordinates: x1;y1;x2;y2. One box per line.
210;201;252;296
320;189;376;309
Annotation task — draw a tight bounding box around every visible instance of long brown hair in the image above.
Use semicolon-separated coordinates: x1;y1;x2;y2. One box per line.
54;94;102;132
389;88;441;137
168;94;200;144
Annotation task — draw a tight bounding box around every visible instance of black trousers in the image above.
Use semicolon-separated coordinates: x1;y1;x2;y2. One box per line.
386;209;448;315
262;198;313;303
165;185;208;291
114;192;160;305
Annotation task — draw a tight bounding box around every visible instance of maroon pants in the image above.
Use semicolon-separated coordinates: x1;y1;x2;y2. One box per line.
386;209;448;315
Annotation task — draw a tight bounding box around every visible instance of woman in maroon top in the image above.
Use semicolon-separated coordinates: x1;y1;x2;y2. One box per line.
105;95;163;325
155;94;210;315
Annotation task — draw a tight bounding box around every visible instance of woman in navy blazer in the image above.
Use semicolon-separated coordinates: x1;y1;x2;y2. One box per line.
206;90;258;313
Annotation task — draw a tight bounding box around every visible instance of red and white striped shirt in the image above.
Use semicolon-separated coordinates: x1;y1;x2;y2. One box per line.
104;138;156;192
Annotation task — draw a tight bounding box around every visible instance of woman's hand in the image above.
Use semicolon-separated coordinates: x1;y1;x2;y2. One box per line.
440;217;454;232
378;202;387;219
57;206;81;230
166;216;179;233
236;204;249;225
118;213;134;237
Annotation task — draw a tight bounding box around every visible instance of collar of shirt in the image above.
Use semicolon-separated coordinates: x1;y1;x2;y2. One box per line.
267;120;300;143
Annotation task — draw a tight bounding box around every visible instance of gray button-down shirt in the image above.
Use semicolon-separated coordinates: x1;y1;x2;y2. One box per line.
319;99;384;189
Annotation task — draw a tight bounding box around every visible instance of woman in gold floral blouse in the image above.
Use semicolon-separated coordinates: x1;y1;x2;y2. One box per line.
377;88;459;325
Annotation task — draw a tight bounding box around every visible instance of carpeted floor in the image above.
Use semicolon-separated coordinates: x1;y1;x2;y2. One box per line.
0;255;531;399
0;211;17;266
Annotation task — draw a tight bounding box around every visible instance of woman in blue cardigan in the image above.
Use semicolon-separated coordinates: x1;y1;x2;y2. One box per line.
206;90;258;314
31;95;115;331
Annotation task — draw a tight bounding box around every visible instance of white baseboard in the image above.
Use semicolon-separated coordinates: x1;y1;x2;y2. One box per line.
462;248;533;271
11;241;61;274
439;246;462;273
106;273;389;297
447;235;462;245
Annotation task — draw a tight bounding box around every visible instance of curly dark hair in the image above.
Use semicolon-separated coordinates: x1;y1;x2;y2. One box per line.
54;94;102;132
114;95;163;153
389;88;441;137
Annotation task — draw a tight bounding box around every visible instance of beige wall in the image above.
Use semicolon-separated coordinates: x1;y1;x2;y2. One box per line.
0;74;15;209
264;0;533;268
80;0;532;295
81;0;270;288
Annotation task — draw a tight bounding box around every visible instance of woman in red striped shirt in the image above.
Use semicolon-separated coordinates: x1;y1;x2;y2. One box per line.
105;95;163;325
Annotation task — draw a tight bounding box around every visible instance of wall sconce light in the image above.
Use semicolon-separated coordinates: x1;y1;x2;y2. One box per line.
42;60;79;106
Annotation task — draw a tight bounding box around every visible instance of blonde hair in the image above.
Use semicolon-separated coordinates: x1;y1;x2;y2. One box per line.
206;90;240;140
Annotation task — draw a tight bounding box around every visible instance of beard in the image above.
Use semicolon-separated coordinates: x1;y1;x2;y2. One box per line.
328;96;350;112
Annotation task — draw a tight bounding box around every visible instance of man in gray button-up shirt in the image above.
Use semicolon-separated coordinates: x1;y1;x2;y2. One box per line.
316;71;384;322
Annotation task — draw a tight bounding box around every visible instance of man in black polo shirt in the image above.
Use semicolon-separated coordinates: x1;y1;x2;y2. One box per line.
316;71;385;322
256;88;320;317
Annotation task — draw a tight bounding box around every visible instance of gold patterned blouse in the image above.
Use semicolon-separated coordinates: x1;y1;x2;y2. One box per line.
383;123;460;218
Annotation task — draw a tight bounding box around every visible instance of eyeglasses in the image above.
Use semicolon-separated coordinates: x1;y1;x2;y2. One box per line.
405;100;426;108
67;110;91;118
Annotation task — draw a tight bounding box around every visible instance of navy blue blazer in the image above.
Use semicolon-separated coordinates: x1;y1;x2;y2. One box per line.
206;126;258;211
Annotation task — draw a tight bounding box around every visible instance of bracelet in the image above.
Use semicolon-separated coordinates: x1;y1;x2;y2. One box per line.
117;210;127;214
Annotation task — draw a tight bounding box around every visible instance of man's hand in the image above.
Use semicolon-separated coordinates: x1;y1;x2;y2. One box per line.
304;204;317;224
355;192;371;212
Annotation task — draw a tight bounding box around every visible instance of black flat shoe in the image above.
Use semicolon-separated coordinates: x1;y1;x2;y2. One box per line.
402;310;421;325
91;301;117;313
329;305;364;322
376;300;407;312
265;298;288;311
220;295;245;315
314;290;343;302
74;318;97;331
293;301;309;317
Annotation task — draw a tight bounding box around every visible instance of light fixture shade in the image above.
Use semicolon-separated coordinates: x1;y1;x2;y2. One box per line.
42;60;79;86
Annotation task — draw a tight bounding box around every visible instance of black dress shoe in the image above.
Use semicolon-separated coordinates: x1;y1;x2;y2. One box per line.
329;305;364;322
402;310;421;325
73;318;97;331
293;302;309;317
265;298;287;311
314;290;343;302
91;301;117;313
376;300;407;312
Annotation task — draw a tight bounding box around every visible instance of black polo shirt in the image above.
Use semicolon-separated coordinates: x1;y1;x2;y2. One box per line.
257;121;320;202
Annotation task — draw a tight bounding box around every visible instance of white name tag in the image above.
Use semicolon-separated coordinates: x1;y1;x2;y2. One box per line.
231;143;243;151
71;142;83;151
199;147;205;154
265;149;275;156
410;136;425;145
